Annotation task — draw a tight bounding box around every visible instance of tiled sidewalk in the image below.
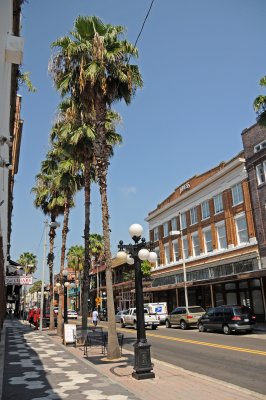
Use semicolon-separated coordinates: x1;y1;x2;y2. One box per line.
1;319;140;400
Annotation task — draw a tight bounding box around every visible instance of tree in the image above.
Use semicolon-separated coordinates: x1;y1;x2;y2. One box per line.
32;165;64;330
17;252;37;274
254;76;266;126
50;16;142;359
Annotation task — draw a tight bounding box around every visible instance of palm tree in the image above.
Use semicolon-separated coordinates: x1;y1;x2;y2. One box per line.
50;98;95;333
17;252;37;318
254;75;266;126
32;167;64;330
67;245;84;313
50;16;143;358
42;144;84;335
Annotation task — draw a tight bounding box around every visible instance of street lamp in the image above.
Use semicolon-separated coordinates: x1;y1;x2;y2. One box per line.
62;269;69;324
117;223;157;380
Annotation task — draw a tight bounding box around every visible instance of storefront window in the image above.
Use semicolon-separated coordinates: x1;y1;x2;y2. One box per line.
250;279;261;288
225;283;236;290
226;292;237;304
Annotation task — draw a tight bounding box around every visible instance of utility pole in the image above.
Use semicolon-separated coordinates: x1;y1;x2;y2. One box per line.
40;220;48;331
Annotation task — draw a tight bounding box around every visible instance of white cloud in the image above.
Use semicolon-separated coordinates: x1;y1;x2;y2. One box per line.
120;186;137;196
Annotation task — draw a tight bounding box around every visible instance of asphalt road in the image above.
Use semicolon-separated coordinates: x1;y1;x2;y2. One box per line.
114;324;266;395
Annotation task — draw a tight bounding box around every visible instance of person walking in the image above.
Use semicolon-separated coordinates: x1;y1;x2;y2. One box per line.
92;308;99;327
33;308;40;330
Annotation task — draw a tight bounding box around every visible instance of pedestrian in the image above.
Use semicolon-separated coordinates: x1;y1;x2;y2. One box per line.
92;308;98;327
28;308;34;327
33;308;40;330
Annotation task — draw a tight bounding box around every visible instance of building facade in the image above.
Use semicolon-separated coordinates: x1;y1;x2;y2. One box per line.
242;123;266;270
0;0;24;329
146;152;266;321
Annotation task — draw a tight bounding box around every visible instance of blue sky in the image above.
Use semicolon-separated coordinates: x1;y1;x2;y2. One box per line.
12;0;266;281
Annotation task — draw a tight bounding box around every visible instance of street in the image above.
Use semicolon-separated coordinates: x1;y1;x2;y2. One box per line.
107;323;266;395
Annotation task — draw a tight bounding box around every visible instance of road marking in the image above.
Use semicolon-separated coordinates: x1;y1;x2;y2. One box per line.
119;328;266;356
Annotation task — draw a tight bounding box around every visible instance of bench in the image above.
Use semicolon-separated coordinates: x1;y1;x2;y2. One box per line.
83;327;124;356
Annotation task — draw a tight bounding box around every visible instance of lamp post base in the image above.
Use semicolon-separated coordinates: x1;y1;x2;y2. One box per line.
132;341;155;380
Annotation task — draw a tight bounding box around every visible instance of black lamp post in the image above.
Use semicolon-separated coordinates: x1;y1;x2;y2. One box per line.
117;223;157;380
62;269;70;324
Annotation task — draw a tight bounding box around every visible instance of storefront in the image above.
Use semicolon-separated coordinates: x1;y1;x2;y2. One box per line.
147;258;266;321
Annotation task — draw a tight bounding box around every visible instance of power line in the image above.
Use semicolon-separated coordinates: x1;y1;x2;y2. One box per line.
128;0;156;64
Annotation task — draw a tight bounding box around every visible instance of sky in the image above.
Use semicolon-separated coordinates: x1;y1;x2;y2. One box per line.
11;0;266;282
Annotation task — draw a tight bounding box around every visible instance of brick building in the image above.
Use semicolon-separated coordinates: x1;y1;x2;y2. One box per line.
242;124;266;271
145;152;266;321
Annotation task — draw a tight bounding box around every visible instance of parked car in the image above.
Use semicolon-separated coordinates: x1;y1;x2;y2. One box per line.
99;308;108;321
115;310;128;323
165;306;205;330
198;305;256;335
67;309;78;319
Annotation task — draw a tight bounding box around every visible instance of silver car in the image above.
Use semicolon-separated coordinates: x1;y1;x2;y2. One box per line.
115;310;128;323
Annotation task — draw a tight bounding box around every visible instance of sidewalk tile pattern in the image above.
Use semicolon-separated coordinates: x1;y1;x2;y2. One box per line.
2;322;139;400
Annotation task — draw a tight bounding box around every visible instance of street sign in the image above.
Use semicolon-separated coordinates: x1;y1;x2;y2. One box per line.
5;276;33;286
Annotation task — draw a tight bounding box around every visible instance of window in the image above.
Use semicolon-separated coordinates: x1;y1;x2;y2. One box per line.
182;236;189;259
164;245;170;265
192;233;200;256
256;162;266;185
213;193;223;214
254;140;266;153
204;229;213;253
171;218;177;231
201;200;210;220
216;223;227;250
190;207;198;225
235;214;248;244
155;248;161;267
172;240;179;262
154;227;159;241
180;212;187;229
163;222;169;237
231;183;243;206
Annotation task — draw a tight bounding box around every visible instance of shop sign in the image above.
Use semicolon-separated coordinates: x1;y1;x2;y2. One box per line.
5;276;33;286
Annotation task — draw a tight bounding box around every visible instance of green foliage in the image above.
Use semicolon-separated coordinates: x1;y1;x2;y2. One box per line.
18;71;36;93
29;280;42;294
253;75;266;126
17;252;37;274
67;245;84;272
141;260;152;277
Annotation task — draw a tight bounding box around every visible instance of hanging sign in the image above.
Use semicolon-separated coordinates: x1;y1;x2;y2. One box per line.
5;276;33;286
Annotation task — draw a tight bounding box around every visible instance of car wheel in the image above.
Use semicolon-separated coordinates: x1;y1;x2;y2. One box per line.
165;319;171;328
180;320;188;330
223;324;231;335
246;329;252;334
120;320;125;328
151;325;157;330
198;322;206;332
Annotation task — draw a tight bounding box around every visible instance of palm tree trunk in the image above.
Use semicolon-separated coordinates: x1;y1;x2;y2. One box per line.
95;97;120;359
57;196;71;336
48;223;56;331
99;169;120;359
82;157;91;334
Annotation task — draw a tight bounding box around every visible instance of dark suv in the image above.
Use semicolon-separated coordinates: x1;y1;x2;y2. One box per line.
198;305;256;335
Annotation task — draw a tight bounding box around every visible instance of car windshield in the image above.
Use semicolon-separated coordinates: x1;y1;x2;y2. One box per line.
188;306;205;313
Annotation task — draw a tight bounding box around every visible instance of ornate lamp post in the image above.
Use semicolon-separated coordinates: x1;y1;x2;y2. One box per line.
117;223;157;380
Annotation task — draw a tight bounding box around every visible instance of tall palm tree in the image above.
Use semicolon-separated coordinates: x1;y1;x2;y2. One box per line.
43;145;84;335
50;99;95;333
50;16;143;359
32;169;64;330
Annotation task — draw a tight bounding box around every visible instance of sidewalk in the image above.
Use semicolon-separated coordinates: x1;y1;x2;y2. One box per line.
1;319;266;400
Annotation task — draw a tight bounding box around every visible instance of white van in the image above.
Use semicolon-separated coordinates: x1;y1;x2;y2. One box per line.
144;302;168;324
